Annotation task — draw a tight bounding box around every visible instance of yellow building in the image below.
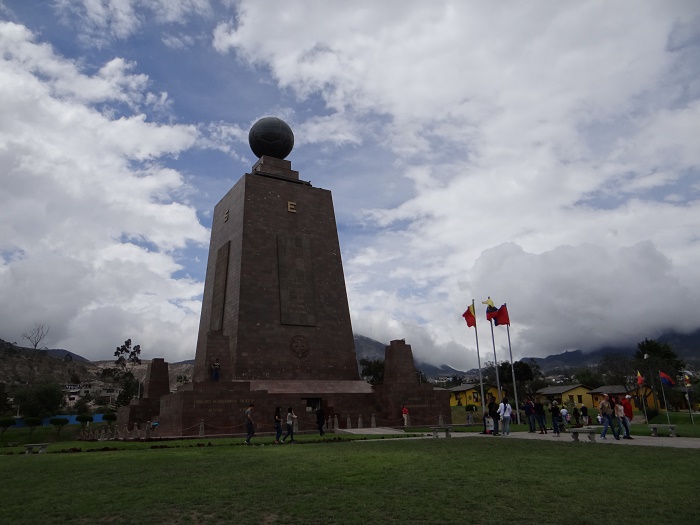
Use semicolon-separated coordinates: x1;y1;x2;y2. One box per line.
535;384;591;407
449;383;505;408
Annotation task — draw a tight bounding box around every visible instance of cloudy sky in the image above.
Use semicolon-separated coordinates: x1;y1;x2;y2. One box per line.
1;1;699;370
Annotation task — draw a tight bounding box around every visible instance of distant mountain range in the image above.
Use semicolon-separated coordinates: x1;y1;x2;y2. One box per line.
357;330;700;377
3;328;699;383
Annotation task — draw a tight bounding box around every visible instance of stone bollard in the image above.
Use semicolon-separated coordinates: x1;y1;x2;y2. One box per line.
99;428;106;441
199;419;205;437
371;414;377;428
333;415;339;429
132;423;139;440
293;417;299;433
346;416;352;429
405;415;411;427
123;424;129;440
326;416;332;430
438;413;444;426
358;415;363;429
145;421;152;440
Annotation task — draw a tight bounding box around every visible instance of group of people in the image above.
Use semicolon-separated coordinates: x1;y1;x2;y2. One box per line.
597;393;634;440
484;394;515;436
485;394;635;439
244;404;328;445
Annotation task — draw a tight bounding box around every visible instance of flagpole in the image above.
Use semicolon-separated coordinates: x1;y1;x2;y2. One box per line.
489;319;502;403
658;371;672;426
684;378;695;426
505;318;520;424
637;378;648;424
471;300;486;416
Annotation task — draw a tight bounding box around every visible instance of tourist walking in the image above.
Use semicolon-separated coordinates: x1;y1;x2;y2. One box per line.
244;403;255;445
549;401;561;436
282;407;297;443
580;403;589;425
598;394;620;440
498;397;513;435
402;404;410;426
621;395;634;439
524;398;536;432
534;399;547;434
273;406;283;444
614;396;631;439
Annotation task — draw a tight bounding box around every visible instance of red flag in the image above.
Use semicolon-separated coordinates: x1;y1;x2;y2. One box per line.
462;304;476;328
636;371;644;386
494;304;510;326
659;371;675;386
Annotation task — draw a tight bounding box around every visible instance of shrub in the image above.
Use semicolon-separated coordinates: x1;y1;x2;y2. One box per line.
102;413;117;426
49;417;70;435
76;414;94;428
23;417;43;438
0;417;16;436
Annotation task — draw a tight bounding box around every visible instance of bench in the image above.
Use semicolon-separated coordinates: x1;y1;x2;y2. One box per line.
570;428;598;442
24;443;49;454
649;424;677;437
430;426;452;438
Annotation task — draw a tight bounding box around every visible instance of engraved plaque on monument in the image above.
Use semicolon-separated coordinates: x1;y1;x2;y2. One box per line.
278;234;316;326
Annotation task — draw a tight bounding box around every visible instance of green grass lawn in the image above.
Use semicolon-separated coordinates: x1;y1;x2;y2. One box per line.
1;435;699;525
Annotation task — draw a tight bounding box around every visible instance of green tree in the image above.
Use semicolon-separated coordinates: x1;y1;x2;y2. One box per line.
0;417;15;436
23;417;42;439
573;367;605;388
599;353;633;387
13;383;65;418
634;339;684;375
72;394;93;415
114;339;141;371
102;338;143;408
49;417;69;436
116;373;139;407
76;414;93;428
102;412;117;426
359;358;384;385
634;339;685;411
0;383;12;416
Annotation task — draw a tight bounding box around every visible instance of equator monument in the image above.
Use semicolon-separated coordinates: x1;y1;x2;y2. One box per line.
118;117;450;436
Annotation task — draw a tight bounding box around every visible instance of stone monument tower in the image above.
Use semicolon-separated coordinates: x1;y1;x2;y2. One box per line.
140;117;450;436
192;116;358;383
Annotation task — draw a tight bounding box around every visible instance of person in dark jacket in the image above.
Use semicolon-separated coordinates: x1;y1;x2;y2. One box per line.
549;401;561;437
315;406;325;436
488;394;500;436
534;400;547;434
523;397;536;432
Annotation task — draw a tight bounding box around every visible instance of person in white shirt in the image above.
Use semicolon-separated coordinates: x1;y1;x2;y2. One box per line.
497;398;513;436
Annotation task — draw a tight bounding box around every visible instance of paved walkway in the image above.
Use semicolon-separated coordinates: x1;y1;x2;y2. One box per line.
342;427;700;449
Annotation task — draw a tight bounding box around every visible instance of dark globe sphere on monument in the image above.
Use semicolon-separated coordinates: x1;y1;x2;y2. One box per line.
248;117;294;159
